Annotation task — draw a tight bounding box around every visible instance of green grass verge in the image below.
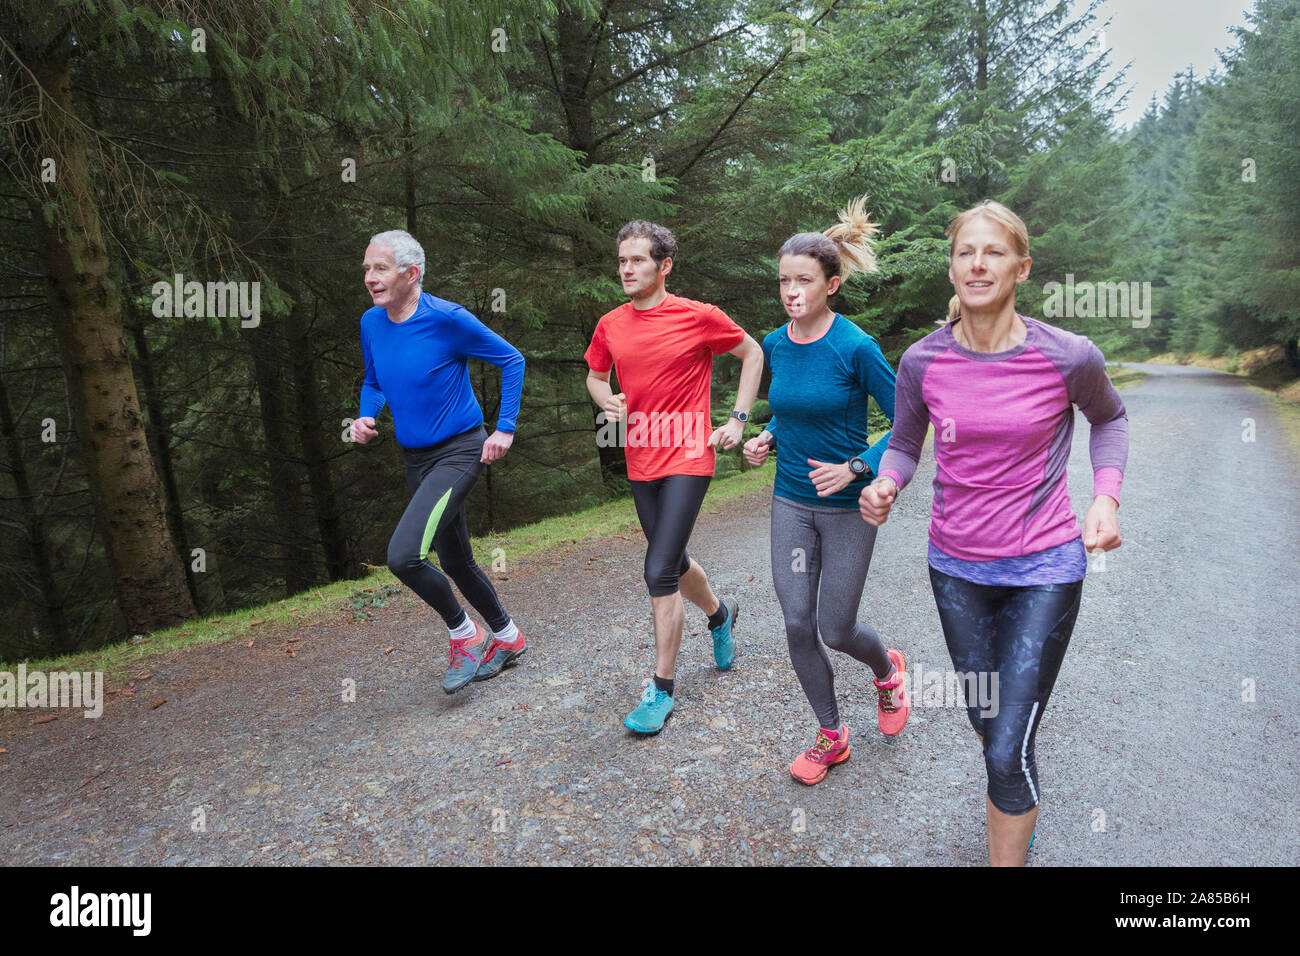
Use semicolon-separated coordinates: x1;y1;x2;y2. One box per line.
1107;366;1149;390
1248;383;1300;461
2;465;776;683
473;463;771;561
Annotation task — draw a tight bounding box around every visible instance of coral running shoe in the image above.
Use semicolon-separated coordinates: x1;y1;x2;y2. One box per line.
874;648;910;735
442;622;487;694
789;724;851;785
473;631;527;682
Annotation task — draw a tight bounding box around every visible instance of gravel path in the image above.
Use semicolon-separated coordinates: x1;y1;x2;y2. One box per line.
2;362;1297;865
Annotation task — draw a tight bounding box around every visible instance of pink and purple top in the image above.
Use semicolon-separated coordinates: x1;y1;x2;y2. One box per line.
878;315;1128;569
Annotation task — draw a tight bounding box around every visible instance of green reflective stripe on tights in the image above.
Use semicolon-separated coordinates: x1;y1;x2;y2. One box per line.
420;486;455;560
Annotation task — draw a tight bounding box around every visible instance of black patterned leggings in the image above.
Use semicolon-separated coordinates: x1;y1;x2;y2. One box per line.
928;567;1083;815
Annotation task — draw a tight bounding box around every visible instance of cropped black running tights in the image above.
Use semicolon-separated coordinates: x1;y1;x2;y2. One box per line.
628;474;712;597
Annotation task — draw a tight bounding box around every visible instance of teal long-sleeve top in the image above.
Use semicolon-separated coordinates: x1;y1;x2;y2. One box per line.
761;314;895;509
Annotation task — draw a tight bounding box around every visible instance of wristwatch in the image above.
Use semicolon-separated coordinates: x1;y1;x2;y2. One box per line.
848;456;868;476
730;410;749;423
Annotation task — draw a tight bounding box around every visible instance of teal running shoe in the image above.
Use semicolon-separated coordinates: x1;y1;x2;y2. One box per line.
624;683;674;734
442;623;487;694
710;598;738;671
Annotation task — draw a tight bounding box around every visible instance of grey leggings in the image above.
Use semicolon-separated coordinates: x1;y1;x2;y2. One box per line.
770;495;893;729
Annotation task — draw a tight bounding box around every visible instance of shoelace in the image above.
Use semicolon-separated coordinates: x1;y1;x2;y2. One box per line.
807;731;836;761
876;681;898;713
449;641;477;666
641;684;659;705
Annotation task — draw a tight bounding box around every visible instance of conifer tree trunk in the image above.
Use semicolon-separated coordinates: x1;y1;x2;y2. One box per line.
128;316;202;610
8;4;196;635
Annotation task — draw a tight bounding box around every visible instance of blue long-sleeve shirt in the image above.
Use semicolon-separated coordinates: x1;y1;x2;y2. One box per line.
762;315;895;508
359;292;525;449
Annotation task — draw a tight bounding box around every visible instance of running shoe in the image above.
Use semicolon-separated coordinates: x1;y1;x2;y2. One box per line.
1028;829;1036;851
442;622;487;694
789;724;851;785
710;597;738;671
624;683;674;734
874;648;911;735
473;631;527;682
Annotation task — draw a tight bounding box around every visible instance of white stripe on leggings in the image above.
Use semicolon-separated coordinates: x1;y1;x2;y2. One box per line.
1021;701;1041;806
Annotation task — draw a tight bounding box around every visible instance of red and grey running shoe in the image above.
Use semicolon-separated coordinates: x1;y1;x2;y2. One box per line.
442;622;487;694
473;631;527;682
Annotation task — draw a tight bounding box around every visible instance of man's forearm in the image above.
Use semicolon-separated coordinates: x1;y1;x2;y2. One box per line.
731;342;763;415
587;373;613;407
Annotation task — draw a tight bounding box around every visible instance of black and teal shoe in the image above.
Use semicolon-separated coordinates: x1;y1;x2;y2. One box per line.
710;598;738;671
624;683;674;734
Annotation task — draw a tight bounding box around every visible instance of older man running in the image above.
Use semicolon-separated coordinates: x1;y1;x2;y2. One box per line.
353;229;527;694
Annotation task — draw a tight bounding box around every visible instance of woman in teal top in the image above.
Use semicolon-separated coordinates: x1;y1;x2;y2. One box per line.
761;309;895;506
743;197;911;786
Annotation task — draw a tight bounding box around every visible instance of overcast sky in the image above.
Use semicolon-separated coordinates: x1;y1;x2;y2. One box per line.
1084;0;1255;127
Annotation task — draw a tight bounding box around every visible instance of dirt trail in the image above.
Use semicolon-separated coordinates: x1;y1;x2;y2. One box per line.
3;363;1297;865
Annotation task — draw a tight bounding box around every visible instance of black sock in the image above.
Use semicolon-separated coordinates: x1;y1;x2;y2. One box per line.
706;600;729;630
653;674;674;697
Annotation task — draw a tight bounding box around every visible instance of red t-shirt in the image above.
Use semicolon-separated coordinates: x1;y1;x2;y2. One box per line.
585;293;745;481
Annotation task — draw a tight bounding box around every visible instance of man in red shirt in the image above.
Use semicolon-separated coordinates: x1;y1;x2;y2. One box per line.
585;220;763;733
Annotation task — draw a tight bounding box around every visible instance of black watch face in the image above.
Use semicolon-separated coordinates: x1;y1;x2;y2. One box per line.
733;411;748;422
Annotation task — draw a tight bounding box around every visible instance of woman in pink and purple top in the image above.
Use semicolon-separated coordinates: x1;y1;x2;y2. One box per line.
860;200;1128;866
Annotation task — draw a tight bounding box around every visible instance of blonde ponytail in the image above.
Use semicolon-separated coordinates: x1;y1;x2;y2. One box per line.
778;196;883;285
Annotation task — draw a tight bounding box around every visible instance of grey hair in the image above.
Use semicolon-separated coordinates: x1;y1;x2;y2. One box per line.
370;229;425;287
